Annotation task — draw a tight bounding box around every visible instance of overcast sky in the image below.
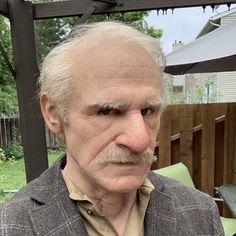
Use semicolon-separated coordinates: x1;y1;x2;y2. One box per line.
146;5;236;54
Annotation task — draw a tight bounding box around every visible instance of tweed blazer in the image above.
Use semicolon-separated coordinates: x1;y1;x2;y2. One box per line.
0;156;224;236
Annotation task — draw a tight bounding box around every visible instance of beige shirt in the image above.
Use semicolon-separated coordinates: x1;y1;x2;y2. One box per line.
62;170;154;236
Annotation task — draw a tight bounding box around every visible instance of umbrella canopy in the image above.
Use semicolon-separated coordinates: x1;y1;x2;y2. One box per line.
165;21;236;75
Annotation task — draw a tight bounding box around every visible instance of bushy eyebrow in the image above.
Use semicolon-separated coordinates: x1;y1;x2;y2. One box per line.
87;101;128;111
145;99;166;114
86;99;165;113
145;99;163;107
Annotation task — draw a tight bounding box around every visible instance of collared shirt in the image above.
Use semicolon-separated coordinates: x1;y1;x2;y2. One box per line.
62;169;154;236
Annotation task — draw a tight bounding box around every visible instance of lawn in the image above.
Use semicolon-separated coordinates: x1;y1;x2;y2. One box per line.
0;149;64;202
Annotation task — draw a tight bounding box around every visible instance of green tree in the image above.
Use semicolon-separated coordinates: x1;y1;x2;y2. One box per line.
188;75;217;104
169;74;217;104
34;7;162;62
0;16;13;86
0;16;17;115
0;85;18;115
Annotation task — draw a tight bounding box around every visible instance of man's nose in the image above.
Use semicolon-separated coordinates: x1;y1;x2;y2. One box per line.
114;113;150;153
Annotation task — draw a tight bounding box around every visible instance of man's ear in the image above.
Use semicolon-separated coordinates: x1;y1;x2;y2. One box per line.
40;93;62;134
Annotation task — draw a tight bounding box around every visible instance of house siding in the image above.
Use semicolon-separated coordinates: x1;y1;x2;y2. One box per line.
216;11;236;102
221;12;236;26
217;72;236;102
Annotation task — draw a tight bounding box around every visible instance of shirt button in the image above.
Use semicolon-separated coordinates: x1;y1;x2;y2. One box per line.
87;210;92;215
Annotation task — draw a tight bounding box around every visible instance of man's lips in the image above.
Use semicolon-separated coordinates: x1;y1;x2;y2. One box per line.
109;162;139;166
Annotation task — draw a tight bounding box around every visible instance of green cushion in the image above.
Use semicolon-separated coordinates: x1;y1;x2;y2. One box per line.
153;162;195;188
220;217;236;235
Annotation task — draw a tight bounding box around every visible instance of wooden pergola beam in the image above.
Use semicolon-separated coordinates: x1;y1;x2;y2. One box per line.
0;0;8;18
8;0;48;182
33;0;236;20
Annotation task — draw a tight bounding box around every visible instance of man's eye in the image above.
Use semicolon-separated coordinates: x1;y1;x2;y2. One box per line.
98;108;113;115
141;108;153;116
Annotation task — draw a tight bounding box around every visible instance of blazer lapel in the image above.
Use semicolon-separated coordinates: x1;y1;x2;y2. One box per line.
29;188;88;235
144;172;177;236
28;156;89;235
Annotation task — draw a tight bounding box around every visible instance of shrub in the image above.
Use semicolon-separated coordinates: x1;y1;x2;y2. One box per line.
2;127;24;160
0;148;6;161
4;141;24;160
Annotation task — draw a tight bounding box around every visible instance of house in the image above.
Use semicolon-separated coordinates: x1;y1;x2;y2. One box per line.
168;7;236;103
197;7;236;102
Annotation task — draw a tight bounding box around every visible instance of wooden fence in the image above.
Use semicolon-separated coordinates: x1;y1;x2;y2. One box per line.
152;102;236;217
0;117;63;149
0;117;20;148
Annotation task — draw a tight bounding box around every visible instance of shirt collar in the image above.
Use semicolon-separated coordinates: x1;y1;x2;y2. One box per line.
62;169;154;202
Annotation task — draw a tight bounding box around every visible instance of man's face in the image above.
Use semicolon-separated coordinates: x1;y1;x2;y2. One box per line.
63;42;163;193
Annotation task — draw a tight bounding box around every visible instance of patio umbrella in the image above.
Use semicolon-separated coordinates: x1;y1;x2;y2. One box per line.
164;21;236;75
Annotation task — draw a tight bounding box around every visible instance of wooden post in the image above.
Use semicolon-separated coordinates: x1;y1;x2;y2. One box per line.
8;0;48;182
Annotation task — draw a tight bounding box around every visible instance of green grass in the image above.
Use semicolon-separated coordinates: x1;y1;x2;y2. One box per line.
0;149;64;202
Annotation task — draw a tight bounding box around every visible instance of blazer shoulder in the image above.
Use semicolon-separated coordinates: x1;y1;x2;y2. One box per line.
148;172;224;235
149;171;215;206
0;156;65;231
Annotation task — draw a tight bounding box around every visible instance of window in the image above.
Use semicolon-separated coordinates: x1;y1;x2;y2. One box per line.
173;86;183;92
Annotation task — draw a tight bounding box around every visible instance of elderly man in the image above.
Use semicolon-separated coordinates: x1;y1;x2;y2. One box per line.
0;21;223;235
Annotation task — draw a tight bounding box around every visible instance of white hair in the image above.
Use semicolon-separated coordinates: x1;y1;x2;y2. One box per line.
38;21;166;122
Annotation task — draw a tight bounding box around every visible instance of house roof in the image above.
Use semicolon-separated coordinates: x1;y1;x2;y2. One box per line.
197;7;236;38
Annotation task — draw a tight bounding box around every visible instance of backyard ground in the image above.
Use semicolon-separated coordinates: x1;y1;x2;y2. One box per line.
0;149;64;202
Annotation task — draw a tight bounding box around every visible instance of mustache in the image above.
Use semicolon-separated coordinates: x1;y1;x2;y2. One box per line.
96;147;154;165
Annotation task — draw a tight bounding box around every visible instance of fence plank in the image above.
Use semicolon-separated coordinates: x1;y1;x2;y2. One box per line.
215;119;225;188
159;107;171;167
193;130;202;190
171;139;180;165
224;103;236;185
0;117;20;148
201;104;216;196
180;105;193;175
170;105;181;135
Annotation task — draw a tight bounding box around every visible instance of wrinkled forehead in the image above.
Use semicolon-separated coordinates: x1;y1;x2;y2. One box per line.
68;39;160;84
66;40;163;106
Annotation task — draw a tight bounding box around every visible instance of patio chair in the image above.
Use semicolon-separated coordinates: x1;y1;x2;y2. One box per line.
153;163;236;236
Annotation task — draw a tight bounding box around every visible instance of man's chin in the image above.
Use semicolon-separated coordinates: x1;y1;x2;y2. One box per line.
102;176;147;193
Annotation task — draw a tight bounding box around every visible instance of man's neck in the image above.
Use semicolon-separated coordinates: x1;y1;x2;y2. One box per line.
63;165;137;235
90;191;137;236
89;190;136;216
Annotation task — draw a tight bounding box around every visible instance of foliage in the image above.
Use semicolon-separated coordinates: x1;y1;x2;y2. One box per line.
87;12;162;38
34;8;162;62
0;16;13;86
0;148;6;161
1;127;23;160
0;85;18;115
3;142;24;161
36;18;72;62
188;75;217;104
169;74;217;104
0;16;18;115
